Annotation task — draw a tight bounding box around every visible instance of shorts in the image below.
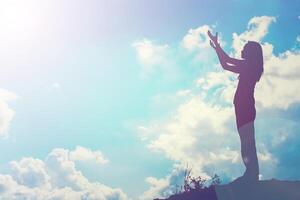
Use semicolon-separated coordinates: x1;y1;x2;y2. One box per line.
234;102;256;129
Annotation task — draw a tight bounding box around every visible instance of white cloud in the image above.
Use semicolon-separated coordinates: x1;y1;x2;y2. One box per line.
139;95;244;179
256;52;300;109
132;39;169;75
10;158;51;189
70;145;109;166
181;25;227;67
0;88;18;138
196;70;237;104
232;16;276;56
254;42;300;109
0;174;40;199
140;176;170;200
181;25;212;51
139;165;186;200
132;39;182;82
0;146;129;200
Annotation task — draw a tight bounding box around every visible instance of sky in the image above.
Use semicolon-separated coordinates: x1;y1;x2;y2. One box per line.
0;0;299;199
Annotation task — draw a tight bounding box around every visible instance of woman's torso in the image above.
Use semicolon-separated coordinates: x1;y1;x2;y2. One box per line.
233;67;257;106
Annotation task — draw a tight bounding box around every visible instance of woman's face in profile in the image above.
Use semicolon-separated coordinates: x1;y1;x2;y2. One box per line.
241;44;247;59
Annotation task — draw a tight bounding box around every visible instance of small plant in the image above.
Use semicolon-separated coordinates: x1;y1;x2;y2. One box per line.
211;174;221;186
183;167;207;192
181;165;221;193
154;166;221;200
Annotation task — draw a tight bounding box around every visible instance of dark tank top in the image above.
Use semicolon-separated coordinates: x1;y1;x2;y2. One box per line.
233;65;257;106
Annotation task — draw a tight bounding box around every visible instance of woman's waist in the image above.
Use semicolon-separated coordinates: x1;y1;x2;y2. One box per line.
233;93;255;105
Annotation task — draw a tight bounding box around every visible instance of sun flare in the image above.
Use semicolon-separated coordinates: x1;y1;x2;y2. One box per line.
0;1;43;43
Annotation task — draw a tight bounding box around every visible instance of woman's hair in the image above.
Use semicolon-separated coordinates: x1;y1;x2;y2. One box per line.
243;41;264;82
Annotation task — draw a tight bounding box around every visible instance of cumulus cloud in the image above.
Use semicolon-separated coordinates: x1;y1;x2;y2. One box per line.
181;25;227;66
70;145;109;166
10;158;51;189
132;39;169;76
139;165;186;200
132;27;224;81
256;50;300;109
232;16;276;56
132;39;182;82
196;70;237;104
0;88;18;138
0;146;128;200
132;39;169;68
181;25;212;51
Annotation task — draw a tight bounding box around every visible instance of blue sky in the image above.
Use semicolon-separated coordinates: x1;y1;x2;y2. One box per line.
0;0;299;199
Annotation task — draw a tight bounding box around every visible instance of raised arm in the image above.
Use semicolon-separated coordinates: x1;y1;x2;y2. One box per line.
208;31;244;73
216;44;244;66
214;44;243;73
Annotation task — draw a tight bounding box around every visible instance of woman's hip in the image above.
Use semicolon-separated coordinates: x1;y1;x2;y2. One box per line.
234;103;256;129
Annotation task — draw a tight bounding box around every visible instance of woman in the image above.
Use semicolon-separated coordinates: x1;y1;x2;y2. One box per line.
208;30;263;182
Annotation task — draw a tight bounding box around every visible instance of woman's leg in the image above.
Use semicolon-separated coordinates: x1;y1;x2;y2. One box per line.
238;121;259;180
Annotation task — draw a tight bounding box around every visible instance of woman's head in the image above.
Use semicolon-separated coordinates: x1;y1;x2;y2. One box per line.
241;41;264;82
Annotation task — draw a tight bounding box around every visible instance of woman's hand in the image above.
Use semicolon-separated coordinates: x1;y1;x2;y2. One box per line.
208;30;219;49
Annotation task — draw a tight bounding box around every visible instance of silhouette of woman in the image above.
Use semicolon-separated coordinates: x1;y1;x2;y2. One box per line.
208;31;263;182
